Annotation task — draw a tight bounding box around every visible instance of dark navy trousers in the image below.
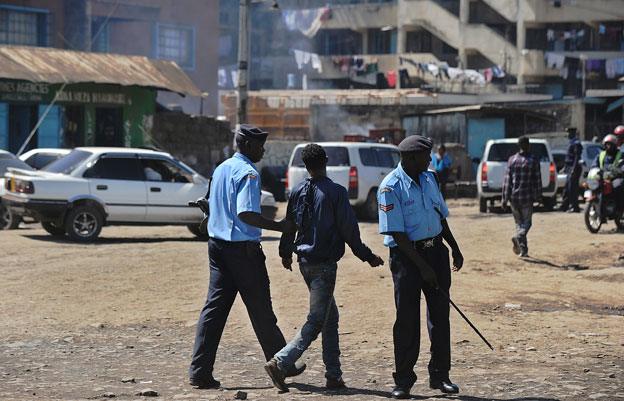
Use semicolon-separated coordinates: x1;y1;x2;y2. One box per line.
389;242;452;389
189;238;286;381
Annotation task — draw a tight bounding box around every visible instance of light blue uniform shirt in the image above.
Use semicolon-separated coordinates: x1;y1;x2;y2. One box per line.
208;152;262;242
377;163;449;247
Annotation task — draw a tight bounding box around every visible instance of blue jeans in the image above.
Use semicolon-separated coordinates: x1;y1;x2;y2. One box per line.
274;262;342;380
511;203;533;253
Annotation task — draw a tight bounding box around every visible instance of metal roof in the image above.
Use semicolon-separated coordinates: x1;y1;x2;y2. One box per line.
0;45;202;96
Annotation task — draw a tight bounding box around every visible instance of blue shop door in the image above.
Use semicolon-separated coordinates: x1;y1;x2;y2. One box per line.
38;105;61;148
467;118;505;174
0;103;7;151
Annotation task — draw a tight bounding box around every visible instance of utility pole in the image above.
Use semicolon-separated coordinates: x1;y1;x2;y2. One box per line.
237;0;250;125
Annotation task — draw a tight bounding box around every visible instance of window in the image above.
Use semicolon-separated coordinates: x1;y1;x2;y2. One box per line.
368;28;396;55
91;17;109;52
359;147;400;167
157;24;195;69
316;29;362;56
291;146;350;167
487;144;549;162
0;7;48;46
140;158;193;183
24;153;64;170
44;150;92;174
84;156;143;181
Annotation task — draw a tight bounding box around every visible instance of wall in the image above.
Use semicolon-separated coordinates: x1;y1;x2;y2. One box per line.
151;111;232;177
311;104;401;141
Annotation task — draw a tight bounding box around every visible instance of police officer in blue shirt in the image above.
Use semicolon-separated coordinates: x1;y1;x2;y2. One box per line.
189;125;304;389
378;135;465;399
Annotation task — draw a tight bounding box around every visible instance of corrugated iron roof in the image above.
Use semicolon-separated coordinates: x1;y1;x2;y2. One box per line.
0;45;201;96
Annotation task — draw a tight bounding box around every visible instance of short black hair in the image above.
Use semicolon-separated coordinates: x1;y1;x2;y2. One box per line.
301;143;327;170
438;144;446;151
518;136;529;146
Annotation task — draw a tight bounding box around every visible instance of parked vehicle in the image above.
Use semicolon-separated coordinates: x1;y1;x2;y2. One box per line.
552;141;603;194
583;167;624;233
0;150;34;229
19;148;71;170
477;139;558;213
3;147;276;242
551;149;569;196
286;142;400;220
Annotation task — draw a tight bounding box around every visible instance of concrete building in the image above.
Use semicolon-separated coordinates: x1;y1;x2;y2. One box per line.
219;0;624;138
0;0;219;115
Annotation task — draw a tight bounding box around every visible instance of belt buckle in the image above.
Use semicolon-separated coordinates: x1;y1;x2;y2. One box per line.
422;238;435;248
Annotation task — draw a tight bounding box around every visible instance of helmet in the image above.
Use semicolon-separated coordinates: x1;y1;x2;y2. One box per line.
586;167;601;190
602;134;618;145
613;125;624;136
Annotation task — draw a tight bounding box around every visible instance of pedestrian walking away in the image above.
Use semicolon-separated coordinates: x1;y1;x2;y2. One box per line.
377;135;465;399
188;124;305;389
264;144;384;393
502;136;542;258
559;127;583;213
432;144;452;199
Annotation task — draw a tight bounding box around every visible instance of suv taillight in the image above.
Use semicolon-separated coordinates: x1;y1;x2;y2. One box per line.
348;166;358;199
481;163;488;186
284;169;289;189
549;162;556;183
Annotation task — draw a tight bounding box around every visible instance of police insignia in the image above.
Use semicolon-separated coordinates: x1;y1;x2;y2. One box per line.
379;203;394;212
247;174;257;180
380;187;393;193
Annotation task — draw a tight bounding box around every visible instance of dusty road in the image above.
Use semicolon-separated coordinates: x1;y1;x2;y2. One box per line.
0;201;623;401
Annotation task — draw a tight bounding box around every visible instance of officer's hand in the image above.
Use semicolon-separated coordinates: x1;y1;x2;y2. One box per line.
367;254;384;268
280;218;297;233
281;257;293;271
452;248;464;272
420;266;439;289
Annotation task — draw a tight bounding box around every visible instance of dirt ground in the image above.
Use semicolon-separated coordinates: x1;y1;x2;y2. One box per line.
0;201;623;401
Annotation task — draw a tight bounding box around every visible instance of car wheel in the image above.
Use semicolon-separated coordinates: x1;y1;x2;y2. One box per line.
64;205;103;243
362;189;378;221
41;221;66;237
0;203;20;230
479;197;487;213
187;223;208;239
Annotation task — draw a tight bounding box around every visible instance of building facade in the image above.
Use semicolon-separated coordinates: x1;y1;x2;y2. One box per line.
0;0;218;116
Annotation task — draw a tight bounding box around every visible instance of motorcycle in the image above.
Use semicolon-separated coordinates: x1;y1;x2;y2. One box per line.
583;167;624;233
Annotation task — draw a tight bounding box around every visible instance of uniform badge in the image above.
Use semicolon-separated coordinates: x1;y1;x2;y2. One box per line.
247;173;257;180
380;187;393;193
379;203;394;212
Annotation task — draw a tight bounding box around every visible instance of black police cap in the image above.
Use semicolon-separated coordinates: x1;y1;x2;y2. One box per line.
233;124;268;141
398;135;433;153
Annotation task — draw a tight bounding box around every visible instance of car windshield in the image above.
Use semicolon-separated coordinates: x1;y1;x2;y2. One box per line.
487;143;550;162
43;150;92;174
584;144;601;163
0;158;34;175
291;146;350;167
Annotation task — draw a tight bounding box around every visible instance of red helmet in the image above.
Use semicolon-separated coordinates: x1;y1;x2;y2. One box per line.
614;125;624;136
602;134;618;146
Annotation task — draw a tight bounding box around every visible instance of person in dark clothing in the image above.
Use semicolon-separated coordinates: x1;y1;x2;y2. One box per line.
559;127;583;213
264;144;384;393
502;136;542;258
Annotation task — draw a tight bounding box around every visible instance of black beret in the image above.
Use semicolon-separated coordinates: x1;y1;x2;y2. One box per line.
233;124;268;141
398;135;433;152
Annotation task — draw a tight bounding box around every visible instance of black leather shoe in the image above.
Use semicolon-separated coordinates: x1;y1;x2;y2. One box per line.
284;361;306;378
264;358;289;392
430;378;459;394
189;376;220;389
326;377;347;390
391;386;410;399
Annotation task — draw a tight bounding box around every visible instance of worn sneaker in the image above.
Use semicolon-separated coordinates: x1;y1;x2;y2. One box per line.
511;237;521;255
264;358;289;392
189;376;220;389
325;376;346;390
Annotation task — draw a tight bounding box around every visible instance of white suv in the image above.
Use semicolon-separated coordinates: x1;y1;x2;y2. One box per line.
286;142;400;220
477;139;558;212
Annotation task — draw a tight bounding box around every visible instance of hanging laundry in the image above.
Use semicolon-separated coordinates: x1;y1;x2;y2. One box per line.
386;70;397;88
483;68;493;83
463;69;486;85
491;65;506;78
231;70;238;87
426;63;439;77
310;53;323;73
218;68;227;88
282;7;331;38
294;49;305;69
399;69;410;88
545;52;566;69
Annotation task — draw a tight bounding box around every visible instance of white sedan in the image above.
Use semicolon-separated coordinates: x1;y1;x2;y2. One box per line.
3;147;277;242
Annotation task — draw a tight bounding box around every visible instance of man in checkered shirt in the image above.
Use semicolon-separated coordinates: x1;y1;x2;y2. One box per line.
502;136;542;258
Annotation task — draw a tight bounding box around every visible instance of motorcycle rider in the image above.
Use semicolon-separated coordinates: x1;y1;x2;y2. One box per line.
614;125;624;151
591;134;624;218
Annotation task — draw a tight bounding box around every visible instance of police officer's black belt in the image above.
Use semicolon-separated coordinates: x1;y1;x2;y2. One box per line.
411;234;442;249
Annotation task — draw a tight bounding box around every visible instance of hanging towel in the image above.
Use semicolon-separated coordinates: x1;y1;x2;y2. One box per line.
310;53;323;73
545;52;565;70
294;49;305;69
447;67;464;80
483;68;493;83
386;70;397;88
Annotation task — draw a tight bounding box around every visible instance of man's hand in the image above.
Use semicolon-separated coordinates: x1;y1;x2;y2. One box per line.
367;254;384;268
281;257;293;271
279;218;296;234
451;248;464;272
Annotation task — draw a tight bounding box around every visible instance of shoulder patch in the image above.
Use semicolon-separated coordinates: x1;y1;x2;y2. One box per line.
379;203;394;212
247;173;258;180
380;186;393;193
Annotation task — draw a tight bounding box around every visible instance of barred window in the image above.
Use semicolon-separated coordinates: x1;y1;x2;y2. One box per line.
157;24;194;69
0;8;48;46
